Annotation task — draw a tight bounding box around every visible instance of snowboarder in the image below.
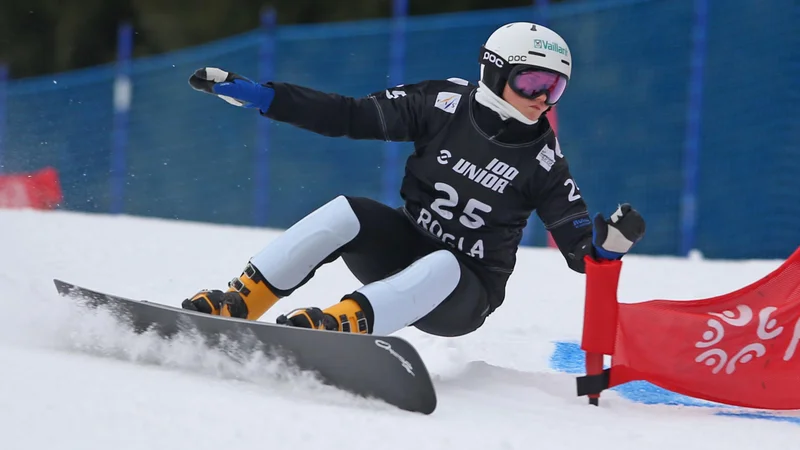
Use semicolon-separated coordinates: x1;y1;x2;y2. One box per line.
182;22;646;337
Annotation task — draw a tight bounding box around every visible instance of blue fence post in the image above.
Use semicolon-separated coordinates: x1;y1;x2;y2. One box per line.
680;0;708;256
381;0;408;207
521;0;551;247
254;7;276;227
111;22;133;214
0;63;7;174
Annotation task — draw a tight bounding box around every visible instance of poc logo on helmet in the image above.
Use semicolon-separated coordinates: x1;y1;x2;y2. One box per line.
482;52;504;68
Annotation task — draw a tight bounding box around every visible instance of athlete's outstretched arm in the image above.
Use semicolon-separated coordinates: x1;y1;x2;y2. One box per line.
188;67;426;142
264;82;427;141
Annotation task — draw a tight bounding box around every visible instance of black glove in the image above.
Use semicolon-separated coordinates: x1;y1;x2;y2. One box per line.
592;203;645;260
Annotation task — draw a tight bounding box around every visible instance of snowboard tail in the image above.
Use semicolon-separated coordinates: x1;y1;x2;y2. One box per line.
53;279;437;414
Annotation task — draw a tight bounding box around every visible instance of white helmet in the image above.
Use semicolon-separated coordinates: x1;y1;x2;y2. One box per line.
479;22;572;104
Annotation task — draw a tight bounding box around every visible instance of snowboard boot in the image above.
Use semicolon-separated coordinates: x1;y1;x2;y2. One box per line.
276;298;370;334
181;262;279;320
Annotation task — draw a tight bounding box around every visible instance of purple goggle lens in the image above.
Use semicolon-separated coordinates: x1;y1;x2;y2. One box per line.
510;69;568;105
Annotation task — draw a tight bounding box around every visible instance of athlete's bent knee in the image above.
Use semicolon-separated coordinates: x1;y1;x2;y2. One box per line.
250;195;361;293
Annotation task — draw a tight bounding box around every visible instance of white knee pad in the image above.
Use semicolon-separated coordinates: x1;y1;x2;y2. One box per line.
357;250;461;336
250;196;360;291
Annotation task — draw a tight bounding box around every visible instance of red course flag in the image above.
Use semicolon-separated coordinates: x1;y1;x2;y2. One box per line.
0;167;63;210
579;246;800;409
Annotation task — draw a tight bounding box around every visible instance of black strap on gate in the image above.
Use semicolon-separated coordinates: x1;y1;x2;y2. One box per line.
576;368;611;398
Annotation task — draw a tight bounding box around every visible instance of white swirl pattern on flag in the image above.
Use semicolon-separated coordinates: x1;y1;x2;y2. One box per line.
695;305;799;374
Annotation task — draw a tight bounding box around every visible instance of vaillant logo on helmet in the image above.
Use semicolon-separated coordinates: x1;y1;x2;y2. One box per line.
533;39;569;56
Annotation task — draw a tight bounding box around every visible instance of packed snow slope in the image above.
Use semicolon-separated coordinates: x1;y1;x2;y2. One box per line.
1;208;797;450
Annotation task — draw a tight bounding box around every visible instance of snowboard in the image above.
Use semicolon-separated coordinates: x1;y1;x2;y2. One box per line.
53;279;437;414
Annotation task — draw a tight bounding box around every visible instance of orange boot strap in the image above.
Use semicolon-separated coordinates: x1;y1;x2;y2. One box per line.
223;267;279;320
323;299;368;334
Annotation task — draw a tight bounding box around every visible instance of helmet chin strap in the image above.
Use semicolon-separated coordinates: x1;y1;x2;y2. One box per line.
475;80;538;126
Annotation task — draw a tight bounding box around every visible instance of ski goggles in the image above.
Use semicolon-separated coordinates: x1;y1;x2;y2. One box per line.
508;66;568;105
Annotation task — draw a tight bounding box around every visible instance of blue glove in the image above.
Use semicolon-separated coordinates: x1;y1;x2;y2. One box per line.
591;203;645;260
188;67;275;113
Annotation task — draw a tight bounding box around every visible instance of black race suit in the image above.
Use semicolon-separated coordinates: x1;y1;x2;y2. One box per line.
262;77;595;336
